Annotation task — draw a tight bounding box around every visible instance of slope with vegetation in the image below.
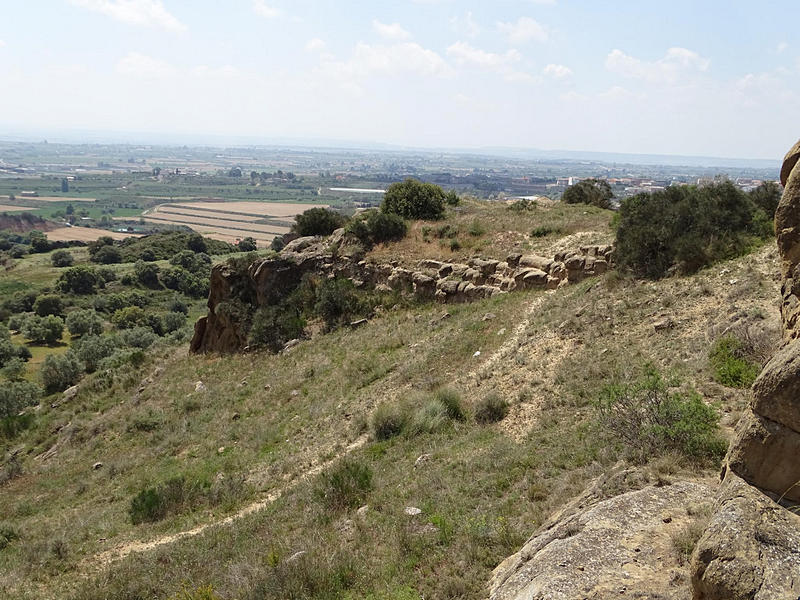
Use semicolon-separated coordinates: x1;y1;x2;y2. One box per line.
0;181;785;599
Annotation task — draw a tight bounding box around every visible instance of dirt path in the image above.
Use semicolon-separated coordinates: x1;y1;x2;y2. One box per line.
90;435;368;566
466;292;550;382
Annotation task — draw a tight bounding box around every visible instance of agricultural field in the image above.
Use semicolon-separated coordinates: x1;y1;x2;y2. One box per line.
138;201;326;246
0;205;30;212
0;195;97;203
44;226;140;242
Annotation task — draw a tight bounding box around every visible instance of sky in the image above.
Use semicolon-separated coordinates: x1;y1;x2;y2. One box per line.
1;0;799;159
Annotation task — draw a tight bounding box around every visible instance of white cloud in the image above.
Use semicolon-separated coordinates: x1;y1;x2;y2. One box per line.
372;20;411;41
776;41;788;54
497;17;548;44
0;40;6;48
318;42;452;92
605;47;709;84
446;41;520;68
116;51;175;78
305;38;326;53
542;63;572;79
69;0;185;32
449;11;480;38
252;0;281;19
446;41;534;82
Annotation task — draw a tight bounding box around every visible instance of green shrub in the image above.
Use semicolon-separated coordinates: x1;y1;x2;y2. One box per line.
50;249;74;267
90;245;123;265
237;237;258;252
167;296;189;314
73;334;118;373
111;306;148;329
0;380;41;418
382;178;446;220
129;477;188;524
58;265;99;294
66;309;104;337
97;348;146;371
475;393;509;424
531;225;562;238
370;402;410;440
163;311;187;333
314;277;363;331
562;178;614;208
293;207;347;237
0;524;20;550
345;210;407;247
314;458;373;511
248;305;306;352
170;250;211;274
595;365;727;462
445;189;460;206
748;181;781;220
40;351;83;393
434;387;467;421
409;399;450;435
118;231;235;262
2;357;26;381
96;267;117;284
709;336;761;388
21;314;64;344
134;260;161;288
119;326;157;349
615;182;769;279
34;293;65;318
468;219;486;237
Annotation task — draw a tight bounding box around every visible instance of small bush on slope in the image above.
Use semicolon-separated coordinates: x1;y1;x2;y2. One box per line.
313;458;373;512
594;365;726;463
709;335;761;388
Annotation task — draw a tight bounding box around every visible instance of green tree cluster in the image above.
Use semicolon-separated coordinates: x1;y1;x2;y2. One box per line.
381;178;446;220
561;179;614;209
615;181;772;278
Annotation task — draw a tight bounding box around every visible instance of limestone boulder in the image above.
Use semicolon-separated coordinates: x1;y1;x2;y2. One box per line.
751;338;800;433
691;472;800;600
490;481;714;600
725;409;800;503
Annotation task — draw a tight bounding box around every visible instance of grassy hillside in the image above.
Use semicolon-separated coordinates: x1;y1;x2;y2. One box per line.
0;198;780;600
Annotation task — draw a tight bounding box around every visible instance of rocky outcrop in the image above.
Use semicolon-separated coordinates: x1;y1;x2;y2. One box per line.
191;229;614;353
690;140;800;598
490;479;714;600
691;472;800;600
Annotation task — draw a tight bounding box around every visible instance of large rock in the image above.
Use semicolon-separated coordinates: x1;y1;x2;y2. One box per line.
689;138;800;597
725;409;800;503
490;481;714;600
750;338;800;433
691;472;800;599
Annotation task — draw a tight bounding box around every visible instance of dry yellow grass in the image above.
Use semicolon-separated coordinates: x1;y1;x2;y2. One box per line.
172;201;327;217
45;226;140;242
0;204;31;211
142;215;289;235
153;206;262;222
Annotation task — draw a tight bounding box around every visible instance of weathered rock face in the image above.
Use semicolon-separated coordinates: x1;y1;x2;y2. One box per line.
690;139;800;598
691;473;800;600
777;139;800;339
490;480;714;600
191;229;614;353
